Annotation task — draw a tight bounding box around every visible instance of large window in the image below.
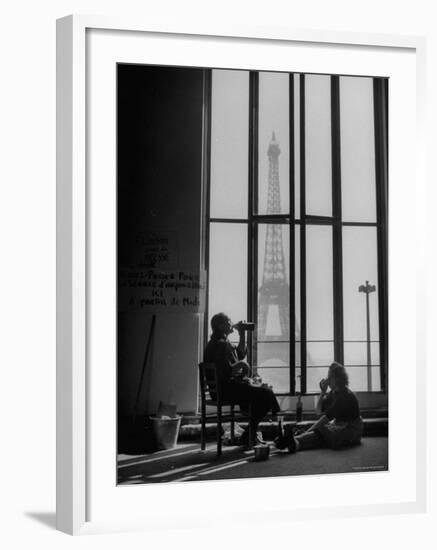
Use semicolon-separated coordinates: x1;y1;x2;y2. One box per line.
206;70;388;395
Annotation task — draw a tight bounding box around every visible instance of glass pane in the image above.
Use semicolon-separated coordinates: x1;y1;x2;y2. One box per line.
258;72;290;215
343;227;379;342
340;76;377;222
306;367;331;393
307;341;334;366
256;342;289;368
347;367;381;392
307;366;381;393
294;225;301;341
256;367;289;393
306;225;333;340
257;224;290;348
210;70;249;219
295;367;302;393
208;223;247;330
295;342;301;367
305;74;332;216
344;341;380;366
294;74;300;219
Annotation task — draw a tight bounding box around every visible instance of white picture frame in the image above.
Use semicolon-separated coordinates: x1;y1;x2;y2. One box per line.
56;14;427;535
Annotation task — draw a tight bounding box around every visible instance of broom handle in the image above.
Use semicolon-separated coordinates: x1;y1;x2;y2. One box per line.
132;314;156;423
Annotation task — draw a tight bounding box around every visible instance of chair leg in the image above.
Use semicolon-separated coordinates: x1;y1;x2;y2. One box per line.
230;404;235;445
217;406;222;456
200;399;206;451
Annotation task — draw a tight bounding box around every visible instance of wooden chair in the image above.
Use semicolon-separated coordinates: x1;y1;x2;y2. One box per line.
198;362;253;456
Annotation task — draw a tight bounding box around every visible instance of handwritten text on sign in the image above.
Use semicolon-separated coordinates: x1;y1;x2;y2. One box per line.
133;231;178;268
119;268;206;312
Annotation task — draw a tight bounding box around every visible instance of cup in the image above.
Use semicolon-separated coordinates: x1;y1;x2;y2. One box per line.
254;444;270;461
233;322;255;332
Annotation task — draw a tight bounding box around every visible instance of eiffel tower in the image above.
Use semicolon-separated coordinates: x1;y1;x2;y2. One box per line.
257;132;291;367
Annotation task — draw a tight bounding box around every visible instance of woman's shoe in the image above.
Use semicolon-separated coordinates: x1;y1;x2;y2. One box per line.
273;420;287;450
239;429;264;447
284;424;297;453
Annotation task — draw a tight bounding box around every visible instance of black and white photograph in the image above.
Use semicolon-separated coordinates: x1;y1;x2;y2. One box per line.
116;64;388;485
1;0;434;544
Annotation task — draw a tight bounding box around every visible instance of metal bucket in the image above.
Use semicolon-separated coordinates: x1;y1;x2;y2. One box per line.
149;415;182;450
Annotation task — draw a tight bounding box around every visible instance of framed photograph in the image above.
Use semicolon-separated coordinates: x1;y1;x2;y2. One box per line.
56;15;426;535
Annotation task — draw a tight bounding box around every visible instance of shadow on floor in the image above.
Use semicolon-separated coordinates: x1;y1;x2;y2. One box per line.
24;511;56;530
118;436;388;485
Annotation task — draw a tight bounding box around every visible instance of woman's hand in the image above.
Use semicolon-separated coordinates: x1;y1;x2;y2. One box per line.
231;360;250;376
319;378;329;394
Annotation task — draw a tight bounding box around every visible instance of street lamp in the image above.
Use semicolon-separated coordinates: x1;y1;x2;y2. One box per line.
358;281;376;391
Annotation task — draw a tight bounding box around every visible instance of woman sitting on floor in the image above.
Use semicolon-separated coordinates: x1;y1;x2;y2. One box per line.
278;362;363;453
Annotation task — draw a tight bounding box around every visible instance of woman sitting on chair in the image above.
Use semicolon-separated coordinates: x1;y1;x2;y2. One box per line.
203;312;281;446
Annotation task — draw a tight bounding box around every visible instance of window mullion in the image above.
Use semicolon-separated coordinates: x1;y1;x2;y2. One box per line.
299;73;307;395
248;71;258;367
374;77;389;393
331;75;344;366
289;73;296;395
203;69;212;353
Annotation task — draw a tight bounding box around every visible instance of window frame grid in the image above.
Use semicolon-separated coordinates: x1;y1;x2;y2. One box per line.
206;69;388;396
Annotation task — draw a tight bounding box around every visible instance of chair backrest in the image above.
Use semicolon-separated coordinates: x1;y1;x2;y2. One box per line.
199;362;220;402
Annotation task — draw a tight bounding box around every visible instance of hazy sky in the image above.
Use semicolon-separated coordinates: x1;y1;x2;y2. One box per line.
258;72;290;214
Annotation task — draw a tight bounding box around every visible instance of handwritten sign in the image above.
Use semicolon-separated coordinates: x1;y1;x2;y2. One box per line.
133;231;179;269
119;267;206;313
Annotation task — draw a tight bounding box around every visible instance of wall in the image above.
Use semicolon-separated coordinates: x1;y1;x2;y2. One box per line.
117;64;205;416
